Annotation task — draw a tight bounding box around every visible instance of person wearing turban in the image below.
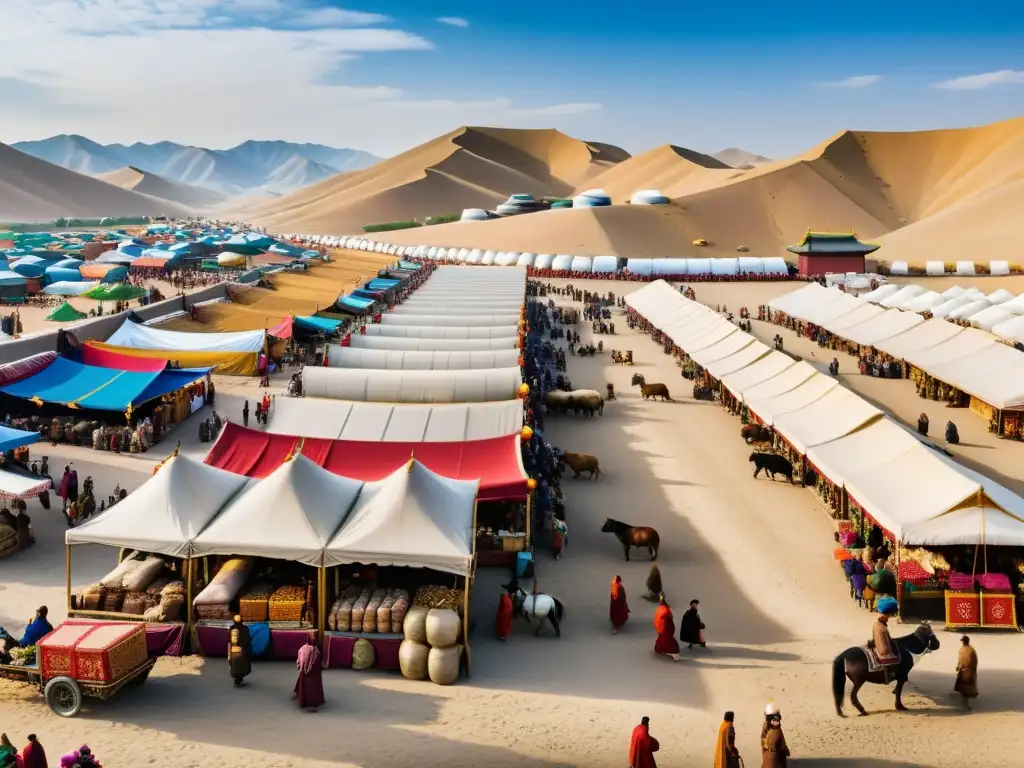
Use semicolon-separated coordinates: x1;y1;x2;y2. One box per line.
872;597;900;683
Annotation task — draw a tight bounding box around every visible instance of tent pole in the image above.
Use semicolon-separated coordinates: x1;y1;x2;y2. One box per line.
185;558;194;650
317;567;327;642
462;573;472;678
524;494;531;548
65;544;72;613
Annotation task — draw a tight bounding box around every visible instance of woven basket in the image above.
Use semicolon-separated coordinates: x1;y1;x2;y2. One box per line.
269;585;306;623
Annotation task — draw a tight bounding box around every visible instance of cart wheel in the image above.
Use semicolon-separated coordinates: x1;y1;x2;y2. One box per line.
44;676;82;717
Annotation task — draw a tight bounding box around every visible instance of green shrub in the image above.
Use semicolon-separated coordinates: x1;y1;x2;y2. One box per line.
362;221;423;233
424;214;460;226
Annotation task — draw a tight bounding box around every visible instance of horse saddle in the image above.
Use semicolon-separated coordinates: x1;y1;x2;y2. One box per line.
861;644;900;674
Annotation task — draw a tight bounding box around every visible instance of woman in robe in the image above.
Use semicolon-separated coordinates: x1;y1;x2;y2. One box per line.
628;717;659;768
21;735;45;768
496;591;514;641
653;594;680;661
610;575;629;634
954;635;979;710
294;632;325;711
0;733;18;768
227;615;252;687
761;714;789;768
714;711;739;768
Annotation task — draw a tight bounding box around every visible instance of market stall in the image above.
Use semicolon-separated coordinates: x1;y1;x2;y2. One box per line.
301;366;523;403
326;347;520;371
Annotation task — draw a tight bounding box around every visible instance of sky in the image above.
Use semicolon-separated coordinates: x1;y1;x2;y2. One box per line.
2;0;1024;159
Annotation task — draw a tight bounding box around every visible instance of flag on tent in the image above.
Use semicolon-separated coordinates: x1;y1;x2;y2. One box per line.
45;301;88;322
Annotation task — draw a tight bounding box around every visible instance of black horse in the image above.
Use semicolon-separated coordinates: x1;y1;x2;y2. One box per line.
832;623;940;716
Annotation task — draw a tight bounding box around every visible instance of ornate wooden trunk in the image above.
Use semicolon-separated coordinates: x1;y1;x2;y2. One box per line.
38;621;148;683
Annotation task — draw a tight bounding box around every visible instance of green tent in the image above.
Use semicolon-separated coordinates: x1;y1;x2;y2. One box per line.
46;301;88;322
81;283;147;301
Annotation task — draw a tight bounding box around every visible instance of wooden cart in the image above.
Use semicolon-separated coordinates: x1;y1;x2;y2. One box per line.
0;620;156;717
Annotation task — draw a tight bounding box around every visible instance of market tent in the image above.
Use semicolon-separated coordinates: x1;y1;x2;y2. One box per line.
267;399;524;441
835;308;924;347
736;360;818;403
81;343;171;372
346;335;518;352
295;316;342;334
45;301;88;322
969;305;1015;332
66;456;249;557
858;284;901;303
336;295;376;313
766;283;830;316
392;304;522;316
903;291;946;313
719;351;795;396
991;315;1024;344
874;318;965;360
192;455;365;564
0;424;41;452
84;341;257;377
0;355;206;411
379;313;520;327
826;302;885;333
923;342;1024;410
880;285;927;308
206;423;529;501
106;320;265;353
688;328;753;367
43;280;99;296
326;346;519;371
773;386;883;454
324;460;476;575
704;340;771;380
680;322;738;353
800;290;865;325
362;324;519;339
902;326;997;371
302;366;522;403
0;468;52;501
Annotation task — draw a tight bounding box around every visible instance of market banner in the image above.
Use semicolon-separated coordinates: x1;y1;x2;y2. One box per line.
980;593;1017;629
944;592;980;628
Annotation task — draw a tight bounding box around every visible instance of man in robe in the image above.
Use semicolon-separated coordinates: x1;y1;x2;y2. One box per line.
628;716;659;768
714;711;740;768
19;606;52;647
760;714;789;768
294;632;325;711
679;599;707;650
954;635;979;710
653;594;680;661
21;734;46;768
496;591;514;641
872;597;899;683
228;615;252;687
609;575;629;634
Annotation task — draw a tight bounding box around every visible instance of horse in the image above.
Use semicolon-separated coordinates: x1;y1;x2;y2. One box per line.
631;373;671;401
601;518;660;561
832;622;941;716
503;579;566;638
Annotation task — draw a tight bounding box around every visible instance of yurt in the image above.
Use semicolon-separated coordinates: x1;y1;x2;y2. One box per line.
461;209;490;221
573;189;612;208
630;189;671;205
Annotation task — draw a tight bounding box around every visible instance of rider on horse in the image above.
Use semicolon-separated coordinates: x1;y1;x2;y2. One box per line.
872;597;900;682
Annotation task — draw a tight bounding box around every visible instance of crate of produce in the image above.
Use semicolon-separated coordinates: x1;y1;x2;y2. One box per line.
239;585;274;623
268;585;306;623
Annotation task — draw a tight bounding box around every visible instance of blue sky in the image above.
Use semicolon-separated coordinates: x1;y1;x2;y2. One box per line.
2;0;1023;159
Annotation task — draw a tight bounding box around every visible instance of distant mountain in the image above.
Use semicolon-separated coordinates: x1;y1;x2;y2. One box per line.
95;166;226;209
712;148;773;170
10;135;380;196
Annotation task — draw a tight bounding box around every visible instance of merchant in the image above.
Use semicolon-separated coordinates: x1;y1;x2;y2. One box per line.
19;606;52;647
228;614;252;687
872;597;900;682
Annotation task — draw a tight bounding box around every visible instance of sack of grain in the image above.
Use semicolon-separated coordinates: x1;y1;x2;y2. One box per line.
398;639;429;680
403;606;429;643
425;608;460;648
376;595;395;634
101;587;125;612
122;556;166;592
363;591;384;633
351;593;369;630
427;645;460;685
391;597;409;633
81;585;104;611
336;596;356;631
352;638;376;670
161;593;186;622
99;553;142;588
143;603;167;622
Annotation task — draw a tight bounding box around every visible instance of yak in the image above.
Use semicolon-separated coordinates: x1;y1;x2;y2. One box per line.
741;423;772;444
560;451;602;479
569;389;605;417
631;373;671;401
749;451;794;483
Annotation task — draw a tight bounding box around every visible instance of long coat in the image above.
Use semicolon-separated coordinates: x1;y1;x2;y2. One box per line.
761;727;789;768
954;644;979;698
228;621;252;680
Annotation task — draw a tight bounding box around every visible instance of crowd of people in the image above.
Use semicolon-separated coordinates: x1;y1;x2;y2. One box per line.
0;732;102;768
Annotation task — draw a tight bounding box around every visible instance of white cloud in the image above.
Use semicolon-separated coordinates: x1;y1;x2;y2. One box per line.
437;17;469;28
0;1;599;156
932;70;1024;90
816;75;881;89
286;7;392;27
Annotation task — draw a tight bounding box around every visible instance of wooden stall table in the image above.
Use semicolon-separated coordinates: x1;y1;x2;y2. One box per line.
195;621;312;659
322;632;402;671
946;591;1019;629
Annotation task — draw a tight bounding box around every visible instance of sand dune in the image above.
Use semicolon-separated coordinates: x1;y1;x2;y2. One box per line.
96;166;226;208
243;127;630;233
370;116;1024;265
712;147;773;169
0;142;187;221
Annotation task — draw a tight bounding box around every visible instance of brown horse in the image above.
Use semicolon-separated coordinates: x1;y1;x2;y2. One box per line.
601;518;660;561
631;373;671;401
740;423;771;443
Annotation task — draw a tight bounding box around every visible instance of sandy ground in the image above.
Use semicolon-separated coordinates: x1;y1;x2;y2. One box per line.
3;278;1024;767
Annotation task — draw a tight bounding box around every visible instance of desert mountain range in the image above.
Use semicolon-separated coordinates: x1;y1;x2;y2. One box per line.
3;117;1022;266
12;135;379;196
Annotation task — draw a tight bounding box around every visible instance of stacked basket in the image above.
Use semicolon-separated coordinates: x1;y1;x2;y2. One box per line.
400;607;461;685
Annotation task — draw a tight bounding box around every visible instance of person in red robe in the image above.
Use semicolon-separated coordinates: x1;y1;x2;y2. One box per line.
293;632;325;711
653;594;680;661
610;575;629;634
629;716;660;768
21;735;46;768
496;592;514;641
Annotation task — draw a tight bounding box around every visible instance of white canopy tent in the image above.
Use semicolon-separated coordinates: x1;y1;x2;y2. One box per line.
924;342;1024;410
704;340;772;380
267;398;523;441
903;291;945;313
767;283;831;316
326;346;519;371
969;305;1015;332
302;366;522;403
826;302;885;333
324;461;477;576
379;313;520;327
991;315;1024;344
346;335;518;352
745;373;838;423
875;318;965;360
773;386;882;454
800;290;865;325
65;456;249;557
735;360;817;403
363;325;518;339
835;308;924;347
719;351;796;397
689;331;755;367
902;327;997;371
191;456;365;565
105;320;265;353
880;285;927;309
858;284;901;304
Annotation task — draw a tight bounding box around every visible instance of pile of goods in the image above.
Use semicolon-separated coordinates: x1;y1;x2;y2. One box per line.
7;645;36;666
399;606;462;686
0;523;18;558
77;553;185;620
269;585;308;623
193;558;254;620
898;548;951;589
239;584;274;623
413;585;464;611
328;586;409;633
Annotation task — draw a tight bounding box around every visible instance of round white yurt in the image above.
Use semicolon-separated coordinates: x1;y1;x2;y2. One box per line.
461;208;490;221
630;189;671;205
573;189;612;208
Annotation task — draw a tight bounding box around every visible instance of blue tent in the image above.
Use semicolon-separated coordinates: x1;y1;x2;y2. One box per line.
269;242;305;257
0;356;212;412
336;295;375;313
366;278;400;290
97;251;136;264
0;424;40;452
117;243;145;257
45;259;85;284
10;255;58;278
294;316;342;334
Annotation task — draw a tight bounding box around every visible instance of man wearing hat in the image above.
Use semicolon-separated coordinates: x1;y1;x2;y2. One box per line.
228;614;252;687
872;597;899;683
